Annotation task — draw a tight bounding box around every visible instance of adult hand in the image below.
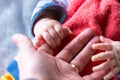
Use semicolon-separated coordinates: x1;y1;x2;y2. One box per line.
13;28;108;80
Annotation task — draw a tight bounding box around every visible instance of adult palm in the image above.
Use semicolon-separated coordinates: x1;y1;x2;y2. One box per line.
13;28;108;80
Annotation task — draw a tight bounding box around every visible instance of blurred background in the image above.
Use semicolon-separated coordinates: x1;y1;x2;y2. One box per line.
0;0;39;76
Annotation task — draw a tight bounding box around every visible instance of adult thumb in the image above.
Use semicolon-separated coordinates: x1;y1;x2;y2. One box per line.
12;33;35;53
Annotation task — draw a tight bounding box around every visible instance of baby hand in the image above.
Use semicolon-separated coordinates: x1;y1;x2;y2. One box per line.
33;18;72;49
91;36;120;80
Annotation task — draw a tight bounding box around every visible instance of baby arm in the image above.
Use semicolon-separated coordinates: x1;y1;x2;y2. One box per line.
91;36;120;80
31;0;70;49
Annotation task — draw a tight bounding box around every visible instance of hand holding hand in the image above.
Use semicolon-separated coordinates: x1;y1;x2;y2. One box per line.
33;18;72;48
13;28;108;80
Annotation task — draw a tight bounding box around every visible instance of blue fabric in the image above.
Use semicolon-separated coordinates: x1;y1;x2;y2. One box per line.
7;60;19;80
31;2;66;27
117;72;120;79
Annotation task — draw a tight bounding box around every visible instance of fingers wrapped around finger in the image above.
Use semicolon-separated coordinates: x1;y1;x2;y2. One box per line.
42;31;56;48
37;43;53;55
48;27;61;46
54;24;72;40
54;24;64;40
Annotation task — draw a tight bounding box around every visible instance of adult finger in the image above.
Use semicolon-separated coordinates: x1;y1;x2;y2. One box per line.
56;28;94;62
33;34;43;48
37;43;53;55
12;33;35;53
71;36;100;72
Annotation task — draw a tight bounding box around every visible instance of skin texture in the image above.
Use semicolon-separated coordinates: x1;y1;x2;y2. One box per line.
92;36;120;80
33;18;72;49
13;28;109;80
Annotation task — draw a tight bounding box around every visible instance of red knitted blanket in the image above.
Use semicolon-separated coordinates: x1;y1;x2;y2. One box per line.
64;0;120;41
56;0;120;79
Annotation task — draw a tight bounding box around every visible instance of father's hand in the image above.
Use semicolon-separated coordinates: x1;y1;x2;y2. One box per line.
13;28;108;80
